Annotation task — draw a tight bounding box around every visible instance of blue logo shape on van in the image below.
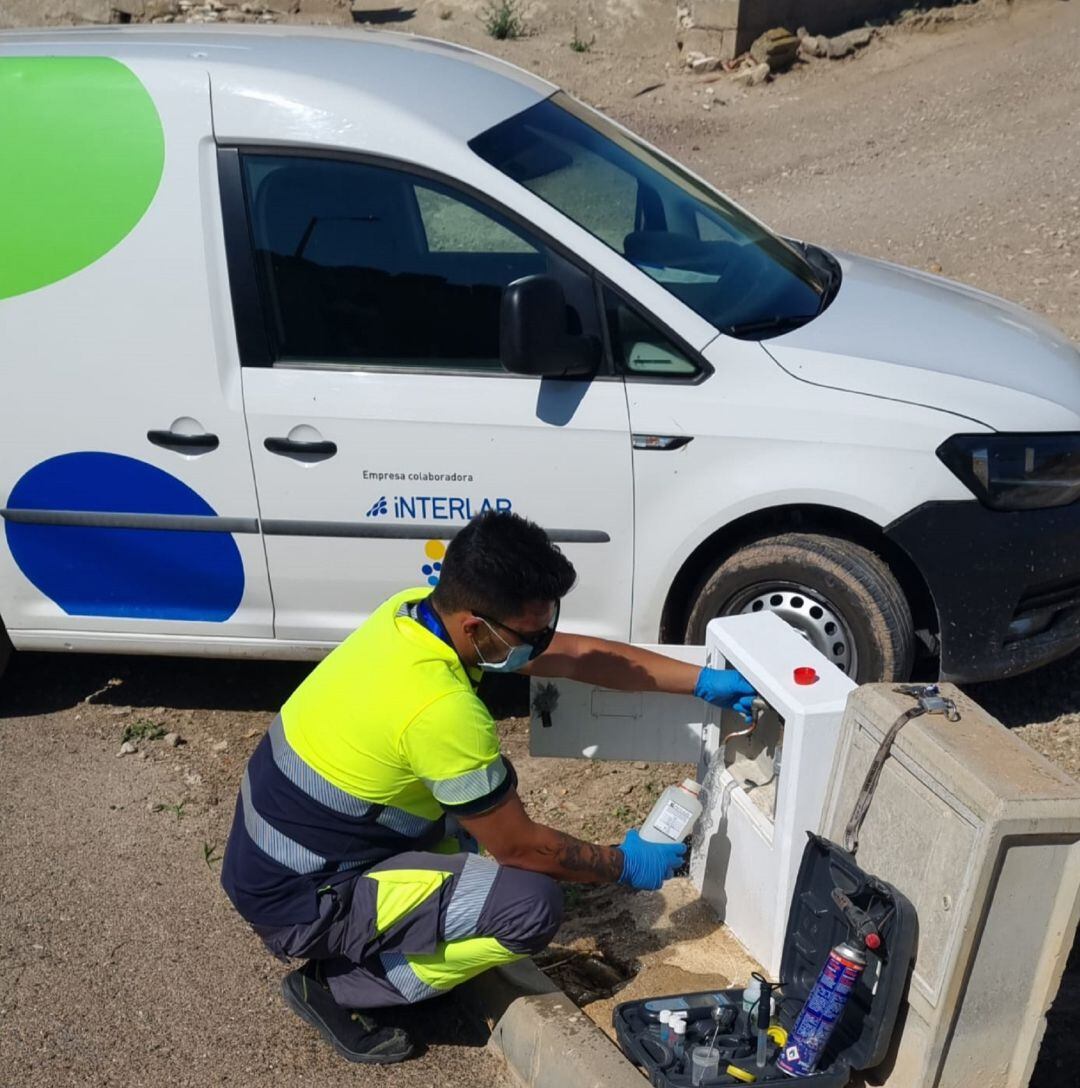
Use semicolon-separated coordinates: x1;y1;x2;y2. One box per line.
5;452;244;622
366;496;388;517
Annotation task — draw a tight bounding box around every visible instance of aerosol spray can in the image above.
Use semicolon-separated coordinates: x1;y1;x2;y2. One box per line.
777;940;869;1077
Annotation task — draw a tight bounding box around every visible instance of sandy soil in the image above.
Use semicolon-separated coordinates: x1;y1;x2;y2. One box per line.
0;654;512;1088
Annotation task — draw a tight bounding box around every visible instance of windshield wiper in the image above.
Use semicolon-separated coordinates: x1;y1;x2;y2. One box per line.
814;251;843;312
721;314;818;339
785;238;843;313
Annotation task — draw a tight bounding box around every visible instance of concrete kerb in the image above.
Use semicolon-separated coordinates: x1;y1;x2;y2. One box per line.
459;959;645;1088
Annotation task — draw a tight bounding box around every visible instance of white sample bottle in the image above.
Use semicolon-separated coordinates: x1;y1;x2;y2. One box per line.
742;976;762;1016
640;779;703;844
658;1008;672;1043
741;976;775;1017
671;1015;688;1059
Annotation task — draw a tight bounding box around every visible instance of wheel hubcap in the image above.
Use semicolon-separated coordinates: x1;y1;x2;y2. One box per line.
724;584;857;677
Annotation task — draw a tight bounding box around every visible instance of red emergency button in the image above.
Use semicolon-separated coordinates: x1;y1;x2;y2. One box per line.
865;933;882;951
794;667;818;685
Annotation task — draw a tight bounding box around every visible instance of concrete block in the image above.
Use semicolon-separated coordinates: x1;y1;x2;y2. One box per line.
729;0;909;57
461;960;644;1088
688;0;740;31
678;26;738;62
820;684;1080;1088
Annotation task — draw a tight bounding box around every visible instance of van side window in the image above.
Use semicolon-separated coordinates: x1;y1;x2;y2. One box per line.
239;154;560;371
604;288;699;377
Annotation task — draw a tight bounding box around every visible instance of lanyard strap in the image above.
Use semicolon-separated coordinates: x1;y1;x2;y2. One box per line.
415;599;454;650
414;599;482;688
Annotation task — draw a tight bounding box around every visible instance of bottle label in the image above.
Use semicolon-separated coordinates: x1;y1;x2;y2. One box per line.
653;799;693;840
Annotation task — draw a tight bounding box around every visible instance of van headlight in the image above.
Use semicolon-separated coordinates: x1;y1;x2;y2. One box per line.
937;433;1080;511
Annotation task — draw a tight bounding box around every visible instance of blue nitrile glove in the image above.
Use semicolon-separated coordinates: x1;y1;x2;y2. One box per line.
694;667;756;721
617;828;687;891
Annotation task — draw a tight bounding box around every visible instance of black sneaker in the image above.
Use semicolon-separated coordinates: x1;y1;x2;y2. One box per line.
281;963;414;1064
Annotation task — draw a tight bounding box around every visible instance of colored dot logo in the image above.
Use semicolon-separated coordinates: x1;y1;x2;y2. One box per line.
366;496;388;517
5;453;244;622
421;540;446;586
0;58;165;300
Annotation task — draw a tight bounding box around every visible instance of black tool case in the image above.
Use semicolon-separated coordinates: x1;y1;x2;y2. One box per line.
613;835;917;1087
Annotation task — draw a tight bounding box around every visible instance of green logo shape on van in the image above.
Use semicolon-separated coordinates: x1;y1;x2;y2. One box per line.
0;57;165;300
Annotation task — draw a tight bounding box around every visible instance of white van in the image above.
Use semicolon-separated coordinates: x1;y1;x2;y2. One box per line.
3;26;1079;685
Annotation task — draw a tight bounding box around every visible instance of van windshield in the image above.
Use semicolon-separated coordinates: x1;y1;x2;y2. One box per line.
470;93;832;339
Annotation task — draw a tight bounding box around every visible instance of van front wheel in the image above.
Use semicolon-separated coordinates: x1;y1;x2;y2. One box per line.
683;533;915;683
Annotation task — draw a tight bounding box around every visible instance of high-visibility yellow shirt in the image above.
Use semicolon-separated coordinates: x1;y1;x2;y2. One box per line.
282;586;509;820
220;587;511;926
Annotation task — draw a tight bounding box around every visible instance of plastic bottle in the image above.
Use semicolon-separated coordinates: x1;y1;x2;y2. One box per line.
671;1015;688;1060
741;976;762;1016
741;977;776;1020
640;779;703;844
658;1008;672;1044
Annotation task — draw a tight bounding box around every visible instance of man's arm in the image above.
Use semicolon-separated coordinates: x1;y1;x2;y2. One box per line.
458;788;623;884
522;632;699;694
521;634;756;718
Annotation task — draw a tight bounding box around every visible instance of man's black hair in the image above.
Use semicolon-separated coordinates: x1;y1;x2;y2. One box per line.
430;511;576;619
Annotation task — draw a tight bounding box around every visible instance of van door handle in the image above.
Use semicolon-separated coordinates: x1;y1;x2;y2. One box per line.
147;429;219;454
264;436;338;462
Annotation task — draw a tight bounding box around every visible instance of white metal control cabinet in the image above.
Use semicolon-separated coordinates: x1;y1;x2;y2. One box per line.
694;614;855;973
529;612;854;975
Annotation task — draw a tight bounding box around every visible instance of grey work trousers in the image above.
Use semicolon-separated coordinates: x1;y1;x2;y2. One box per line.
253;851;563;1009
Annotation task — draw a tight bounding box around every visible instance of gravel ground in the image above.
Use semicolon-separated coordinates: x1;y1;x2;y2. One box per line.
0;654;512;1088
2;649;1077;1086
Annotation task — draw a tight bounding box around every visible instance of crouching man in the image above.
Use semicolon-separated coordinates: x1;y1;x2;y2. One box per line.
221;511;754;1063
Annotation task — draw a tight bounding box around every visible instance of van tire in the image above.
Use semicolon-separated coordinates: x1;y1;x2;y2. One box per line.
683;533;915;683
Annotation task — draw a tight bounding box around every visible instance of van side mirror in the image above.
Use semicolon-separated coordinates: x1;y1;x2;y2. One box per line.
500;275;599;378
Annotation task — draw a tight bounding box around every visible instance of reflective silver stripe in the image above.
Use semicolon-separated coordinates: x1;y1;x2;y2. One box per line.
443;853;500;942
240;769;326;875
375;805;440;837
380;951;442;1001
424;758;508;807
270;716;438;837
269;716;372;819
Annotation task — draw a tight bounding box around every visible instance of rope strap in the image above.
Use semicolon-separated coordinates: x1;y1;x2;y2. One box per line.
844;684;959;856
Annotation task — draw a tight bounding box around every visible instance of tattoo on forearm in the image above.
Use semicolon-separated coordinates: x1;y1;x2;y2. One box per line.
540;833;622;883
